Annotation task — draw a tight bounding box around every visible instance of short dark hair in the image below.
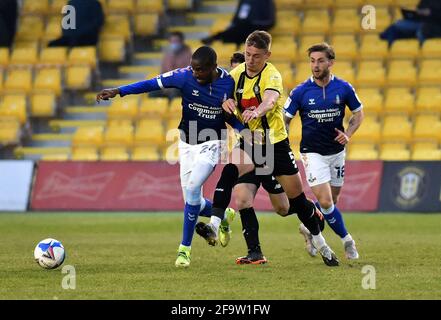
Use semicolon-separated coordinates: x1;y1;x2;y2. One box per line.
192;46;217;66
170;31;185;42
245;30;272;51
230;52;245;65
307;42;335;60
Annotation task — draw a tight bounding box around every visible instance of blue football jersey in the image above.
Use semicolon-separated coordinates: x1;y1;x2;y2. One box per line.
119;66;235;144
284;75;363;155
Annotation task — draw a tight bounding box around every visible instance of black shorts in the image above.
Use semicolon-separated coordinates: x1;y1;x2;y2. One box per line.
236;170;285;194
239;137;299;177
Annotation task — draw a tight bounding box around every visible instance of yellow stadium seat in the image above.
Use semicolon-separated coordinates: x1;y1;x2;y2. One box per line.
30;93;56;117
298;35;326;56
211;42;240;63
359;34;388;60
416;87;441;113
303;0;333;9
411;142;441;160
15;16;44;41
270;41;298;63
68;47;97;68
136;0;164;13
382;115;412;142
0;48;9;68
107;0;135;13
34;68;62;96
350;116;381;143
107;97;139;120
0;120;20;145
332;9;360;34
347;142;378;160
71;147;99;161
380;143;411;161
139;97;169;118
42;153;70;161
65;66;92;90
0;71;3;93
356;61;386;87
134;14;159;36
72;126;105;148
168;0;193;10
387;60;417;87
274;0;303;10
287;116;302;145
280;68;295;91
131;146;160;161
42;17;62;44
101;14;131;41
107;119;132;128
104;124;134;147
370;7;392;32
334;0;363;7
271;12;300;37
4;70;32;94
22;0;49;15
0;95;27;125
413;115;441;142
100;147;130;161
49;0;67;15
168;98;183;118
421;39;441;59
356;88;383;115
135;119;165;145
99;38;126;63
384;88;415;114
389;39;420;59
294;62;312;85
301;10;330;34
9;47;38;66
329;35;358;61
418;60;441;85
332;61;355;84
39;47;68;66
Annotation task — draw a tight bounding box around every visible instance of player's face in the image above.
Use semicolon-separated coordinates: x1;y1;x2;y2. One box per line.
245;45;271;73
190;59;217;84
309;51;333;80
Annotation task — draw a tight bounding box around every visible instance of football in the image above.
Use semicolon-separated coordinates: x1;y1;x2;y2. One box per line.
34;238;65;269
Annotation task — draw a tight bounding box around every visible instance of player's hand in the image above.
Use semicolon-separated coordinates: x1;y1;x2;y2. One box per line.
242;108;259;123
96;88;119;102
222;99;237;114
334;128;349;145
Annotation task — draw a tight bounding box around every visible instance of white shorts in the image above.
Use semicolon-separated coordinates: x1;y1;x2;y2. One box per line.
300;150;346;187
179;139;225;188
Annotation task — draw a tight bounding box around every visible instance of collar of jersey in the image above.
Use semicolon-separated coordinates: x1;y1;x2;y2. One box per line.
244;63;268;79
309;73;335;87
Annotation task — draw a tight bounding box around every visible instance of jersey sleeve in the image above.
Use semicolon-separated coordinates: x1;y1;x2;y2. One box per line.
263;67;283;94
118;67;189;97
283;86;302;118
345;82;363;112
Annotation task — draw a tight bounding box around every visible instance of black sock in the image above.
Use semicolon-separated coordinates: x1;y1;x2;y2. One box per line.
213;164;239;211
239;207;261;253
288;193;320;235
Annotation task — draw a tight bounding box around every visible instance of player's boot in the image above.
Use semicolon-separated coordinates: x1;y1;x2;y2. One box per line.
299;223;318;257
219;208;236;247
344;239;359;260
315;243;339;267
235;250;268;265
195;222;218;246
175;245;191;268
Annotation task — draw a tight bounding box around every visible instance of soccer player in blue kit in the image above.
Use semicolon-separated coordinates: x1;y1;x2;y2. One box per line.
284;43;364;260
96;46;241;268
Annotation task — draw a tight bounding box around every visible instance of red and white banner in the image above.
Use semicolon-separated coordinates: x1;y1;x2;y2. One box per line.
31;161;383;211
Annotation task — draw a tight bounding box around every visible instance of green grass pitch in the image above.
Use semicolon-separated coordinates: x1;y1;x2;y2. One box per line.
0;212;440;300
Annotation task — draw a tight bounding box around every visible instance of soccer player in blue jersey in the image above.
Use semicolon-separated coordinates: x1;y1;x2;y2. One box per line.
96;46;242;268
284;43;364;260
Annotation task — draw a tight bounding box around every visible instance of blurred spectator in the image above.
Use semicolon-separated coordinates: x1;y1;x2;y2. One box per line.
0;0;18;47
230;52;245;69
202;0;275;45
149;31;192;99
380;0;441;46
49;0;104;47
161;31;193;73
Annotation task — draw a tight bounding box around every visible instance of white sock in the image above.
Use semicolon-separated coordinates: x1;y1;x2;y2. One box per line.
312;232;327;249
341;233;353;244
209;216;221;234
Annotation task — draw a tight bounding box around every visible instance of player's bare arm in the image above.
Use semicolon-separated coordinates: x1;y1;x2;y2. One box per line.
283;114;292;135
334;109;364;145
222;98;237;114
96;88;120;102
242;89;279;123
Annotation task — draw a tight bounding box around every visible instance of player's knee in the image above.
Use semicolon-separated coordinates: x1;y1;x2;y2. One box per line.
185;185;202;206
274;203;290;217
289;192;315;218
235;197;253;210
332;194;340;205
318;199;334;211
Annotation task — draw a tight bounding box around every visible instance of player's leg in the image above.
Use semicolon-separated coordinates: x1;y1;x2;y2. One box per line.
234;174;268;264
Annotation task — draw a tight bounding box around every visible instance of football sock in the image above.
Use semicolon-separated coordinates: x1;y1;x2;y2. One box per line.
239;207;261;253
288;193;320;235
312;233;326;249
342;234;353;244
315;202;348;239
198;198;212;218
209;216;222;234
181;203;200;246
212;163;239;211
